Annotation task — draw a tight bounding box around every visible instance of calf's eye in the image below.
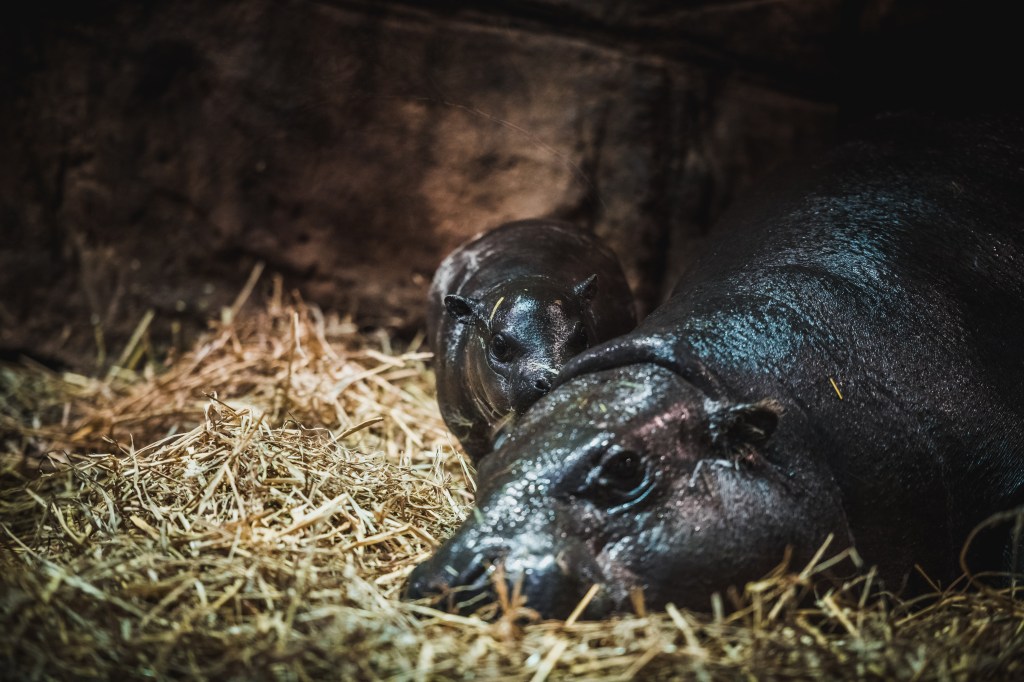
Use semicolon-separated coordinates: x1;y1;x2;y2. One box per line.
490;333;512;362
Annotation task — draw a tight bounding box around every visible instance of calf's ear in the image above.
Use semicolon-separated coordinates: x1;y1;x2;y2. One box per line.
707;399;782;450
573;274;599;302
444;295;487;326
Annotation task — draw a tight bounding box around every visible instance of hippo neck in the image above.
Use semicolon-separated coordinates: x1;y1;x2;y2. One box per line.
556;332;727;403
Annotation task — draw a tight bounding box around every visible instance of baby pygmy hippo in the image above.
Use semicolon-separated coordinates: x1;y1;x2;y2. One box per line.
428;219;635;463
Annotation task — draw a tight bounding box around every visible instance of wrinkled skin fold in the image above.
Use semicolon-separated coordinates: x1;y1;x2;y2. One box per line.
409;113;1024;619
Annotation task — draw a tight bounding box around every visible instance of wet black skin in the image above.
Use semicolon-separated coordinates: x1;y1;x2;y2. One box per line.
408;113;1024;618
428;220;636;462
408;365;848;617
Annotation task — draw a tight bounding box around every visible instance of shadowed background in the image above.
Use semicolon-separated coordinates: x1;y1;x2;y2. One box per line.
0;0;1014;371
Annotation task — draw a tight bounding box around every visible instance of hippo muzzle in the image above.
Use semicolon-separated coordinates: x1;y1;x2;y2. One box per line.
509;363;559;413
406;519;609;618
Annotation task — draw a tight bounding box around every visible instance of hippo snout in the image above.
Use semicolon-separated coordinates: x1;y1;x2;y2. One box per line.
405;543;509;613
405;527;611;619
512;367;558;412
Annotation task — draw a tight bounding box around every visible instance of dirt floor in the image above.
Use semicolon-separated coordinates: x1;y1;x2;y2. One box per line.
2;288;1022;680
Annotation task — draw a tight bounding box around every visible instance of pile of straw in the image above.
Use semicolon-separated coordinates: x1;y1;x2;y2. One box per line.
2;286;1022;680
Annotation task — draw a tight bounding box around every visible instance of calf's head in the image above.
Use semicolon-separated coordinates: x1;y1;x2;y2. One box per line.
444;274;598;415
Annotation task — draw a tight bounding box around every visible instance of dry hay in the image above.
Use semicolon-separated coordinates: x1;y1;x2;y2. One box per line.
2;286;1023;681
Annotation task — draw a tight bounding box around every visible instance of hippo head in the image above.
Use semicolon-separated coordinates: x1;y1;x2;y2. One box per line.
406;363;852;619
444;274;599;416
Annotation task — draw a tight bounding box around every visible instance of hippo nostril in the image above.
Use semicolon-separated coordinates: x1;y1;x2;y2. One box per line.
406;545;511;614
457;556;491;588
534;377;552;393
442;547;509;613
459;547;508;586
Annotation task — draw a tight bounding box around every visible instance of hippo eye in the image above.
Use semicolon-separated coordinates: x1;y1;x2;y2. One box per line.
490;333;513;362
586;447;652;510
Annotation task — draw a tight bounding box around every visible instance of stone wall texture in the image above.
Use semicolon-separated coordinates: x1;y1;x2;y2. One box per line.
1;0;1011;370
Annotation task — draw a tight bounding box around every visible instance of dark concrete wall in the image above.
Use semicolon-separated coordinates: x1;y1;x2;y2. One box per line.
1;0;1012;370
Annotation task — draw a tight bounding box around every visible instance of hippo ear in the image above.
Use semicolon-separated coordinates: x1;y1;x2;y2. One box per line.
708;399;782;450
444;295;487;326
573;274;598;302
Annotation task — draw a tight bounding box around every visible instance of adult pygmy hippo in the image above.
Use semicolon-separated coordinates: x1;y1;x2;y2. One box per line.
428;219;636;462
408;113;1024;618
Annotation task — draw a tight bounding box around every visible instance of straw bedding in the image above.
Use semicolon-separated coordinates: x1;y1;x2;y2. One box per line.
2;285;1022;680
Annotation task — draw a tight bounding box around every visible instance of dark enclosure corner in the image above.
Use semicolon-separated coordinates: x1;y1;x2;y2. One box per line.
1;0;1018;371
